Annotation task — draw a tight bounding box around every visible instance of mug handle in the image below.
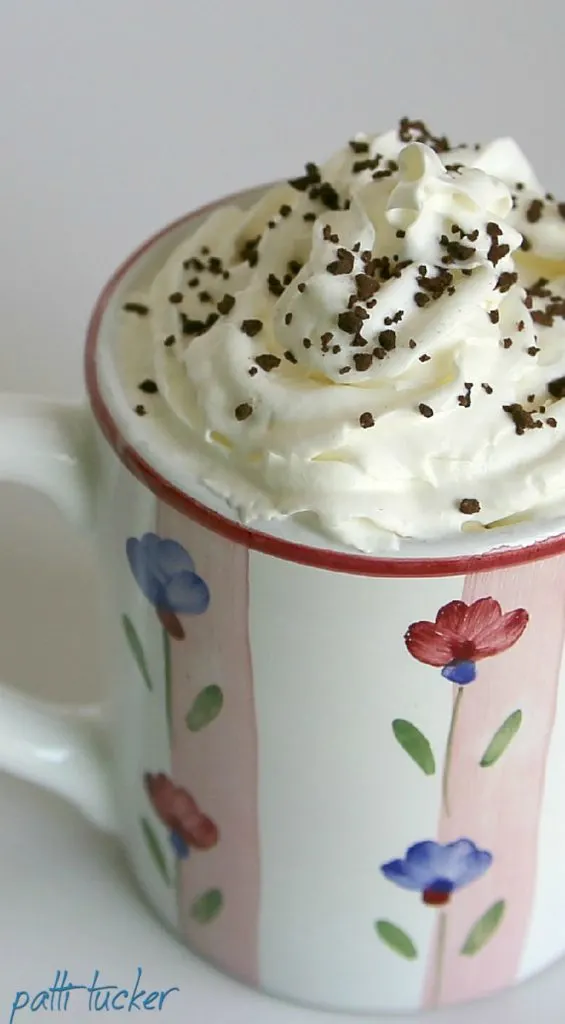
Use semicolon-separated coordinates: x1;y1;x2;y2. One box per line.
0;394;116;833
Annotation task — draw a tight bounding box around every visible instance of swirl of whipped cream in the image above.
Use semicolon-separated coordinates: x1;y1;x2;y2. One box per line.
117;119;565;552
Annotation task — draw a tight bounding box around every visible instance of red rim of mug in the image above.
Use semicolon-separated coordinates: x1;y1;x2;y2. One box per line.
84;190;565;578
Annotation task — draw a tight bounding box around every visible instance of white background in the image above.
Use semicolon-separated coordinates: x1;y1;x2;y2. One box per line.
1;1;565;1021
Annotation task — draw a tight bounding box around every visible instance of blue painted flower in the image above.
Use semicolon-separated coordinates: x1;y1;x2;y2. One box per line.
126;533;210;639
381;838;493;907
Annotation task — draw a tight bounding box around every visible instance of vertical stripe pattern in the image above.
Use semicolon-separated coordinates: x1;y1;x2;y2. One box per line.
157;504;260;987
424;555;565;1007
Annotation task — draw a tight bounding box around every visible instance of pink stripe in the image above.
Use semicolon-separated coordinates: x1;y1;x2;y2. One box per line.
157;503;260;986
423;554;565;1007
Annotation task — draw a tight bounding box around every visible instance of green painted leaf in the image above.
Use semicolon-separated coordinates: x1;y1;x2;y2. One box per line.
140;817;170;885
392;719;435;775
186;685;224;732
122;614;153;690
480;710;522;768
190;888;224;923
461;900;505;955
375;920;418;960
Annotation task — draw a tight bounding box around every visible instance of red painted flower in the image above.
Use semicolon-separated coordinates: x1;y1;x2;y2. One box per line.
144;773;219;858
404;597;529;685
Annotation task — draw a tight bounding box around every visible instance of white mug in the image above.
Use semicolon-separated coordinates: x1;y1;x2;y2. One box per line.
2;187;565;1016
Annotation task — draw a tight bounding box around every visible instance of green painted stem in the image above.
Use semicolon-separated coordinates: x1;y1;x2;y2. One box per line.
163;627;172;739
430;910;447;1008
442;686;464;817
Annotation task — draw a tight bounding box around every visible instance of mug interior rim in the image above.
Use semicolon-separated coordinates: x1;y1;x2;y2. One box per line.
84;184;565;579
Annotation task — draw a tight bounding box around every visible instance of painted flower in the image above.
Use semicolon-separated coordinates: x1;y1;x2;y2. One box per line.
381;838;492;906
404;597;528;685
144;773;219;859
126;533;210;639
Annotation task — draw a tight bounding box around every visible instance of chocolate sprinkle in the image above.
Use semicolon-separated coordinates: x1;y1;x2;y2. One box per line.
123;302;149;316
487;241;509;266
316;182;341;210
497;272;518;293
168;292;184;304
134;404;146;416
240;241;260;268
183;257;204;272
481;383;493;394
241;319;263;337
289;162;321;192
267;273;285;297
503;403;540;434
486;222;510;266
355;273;379;300
398;117;450;154
180;312;218;336
217;294;236;315
284;312;293;325
489;309;500;324
459;498;481;515
418;403;434;418
548;376;565;399
235;403;253;421
303;337;312;348
349;139;369;153
327;248;354;275
457;382;473;408
337;310;361;334
284;350;298;364
532;310;554;327
138;379;158;394
359;412;375;428
353;353;372;372
444;240;476;263
378;330;396;351
352;158;381;173
255;354;281;372
163;335;176;347
526;199;544;223
547;417;558;427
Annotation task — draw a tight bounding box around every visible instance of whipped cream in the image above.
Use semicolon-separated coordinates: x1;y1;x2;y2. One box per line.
116;118;565;552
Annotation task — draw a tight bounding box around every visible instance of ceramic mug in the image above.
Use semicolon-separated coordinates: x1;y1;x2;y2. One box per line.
2;188;565;1016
